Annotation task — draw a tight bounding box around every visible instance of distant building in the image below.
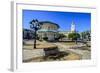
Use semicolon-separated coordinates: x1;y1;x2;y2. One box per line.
23;29;34;39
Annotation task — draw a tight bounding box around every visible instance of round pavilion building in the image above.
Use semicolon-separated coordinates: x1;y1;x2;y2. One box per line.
38;21;59;41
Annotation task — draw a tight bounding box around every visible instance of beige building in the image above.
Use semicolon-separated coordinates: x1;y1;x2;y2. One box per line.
38;21;59;41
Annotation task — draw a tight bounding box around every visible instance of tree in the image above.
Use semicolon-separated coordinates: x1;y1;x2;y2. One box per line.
81;31;91;41
58;33;66;41
68;32;80;44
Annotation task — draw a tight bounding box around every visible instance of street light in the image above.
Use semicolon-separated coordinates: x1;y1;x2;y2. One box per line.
30;19;41;48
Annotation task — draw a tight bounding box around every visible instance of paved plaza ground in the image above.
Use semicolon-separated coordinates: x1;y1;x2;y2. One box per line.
23;40;91;62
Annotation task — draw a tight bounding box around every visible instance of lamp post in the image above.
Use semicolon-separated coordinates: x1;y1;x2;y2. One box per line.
30;19;41;49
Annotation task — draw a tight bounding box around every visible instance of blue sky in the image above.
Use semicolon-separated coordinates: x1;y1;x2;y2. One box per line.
23;10;91;32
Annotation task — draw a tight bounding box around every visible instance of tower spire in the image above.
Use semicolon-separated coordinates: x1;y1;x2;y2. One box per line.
71;20;76;32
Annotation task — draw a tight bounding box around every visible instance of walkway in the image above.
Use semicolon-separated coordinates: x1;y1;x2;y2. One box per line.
53;43;91;59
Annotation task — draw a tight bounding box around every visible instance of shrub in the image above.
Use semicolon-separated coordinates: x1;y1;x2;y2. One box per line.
43;37;48;41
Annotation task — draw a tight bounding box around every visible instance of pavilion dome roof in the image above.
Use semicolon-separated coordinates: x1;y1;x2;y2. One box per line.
39;21;60;28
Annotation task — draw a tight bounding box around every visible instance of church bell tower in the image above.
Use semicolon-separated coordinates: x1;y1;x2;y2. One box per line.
71;21;76;32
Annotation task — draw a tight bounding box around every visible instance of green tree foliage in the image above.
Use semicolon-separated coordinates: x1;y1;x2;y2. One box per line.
68;32;80;44
81;31;91;41
58;33;66;41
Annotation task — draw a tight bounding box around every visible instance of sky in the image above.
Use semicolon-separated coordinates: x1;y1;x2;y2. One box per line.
23;10;91;32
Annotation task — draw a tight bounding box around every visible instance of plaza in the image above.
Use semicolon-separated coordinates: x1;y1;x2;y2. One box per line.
23;40;91;62
22;10;91;62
